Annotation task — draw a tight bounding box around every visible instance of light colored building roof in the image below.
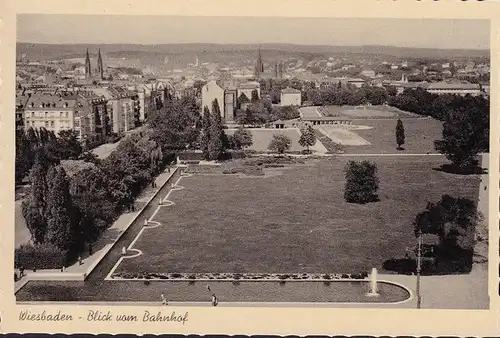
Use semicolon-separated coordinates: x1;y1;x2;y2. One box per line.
427;82;481;90
238;81;260;89
281;87;301;94
26;93;76;109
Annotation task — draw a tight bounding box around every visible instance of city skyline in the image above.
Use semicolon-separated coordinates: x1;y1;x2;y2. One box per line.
17;15;489;50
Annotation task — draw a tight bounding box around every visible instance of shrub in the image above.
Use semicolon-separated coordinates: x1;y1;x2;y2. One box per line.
15;243;68;270
341;274;349;279
171;273;182;278
344;160;379;204
323;273;331;279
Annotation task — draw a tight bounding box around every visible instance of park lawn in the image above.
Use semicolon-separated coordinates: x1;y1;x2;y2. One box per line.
343;118;443;154
226;128;305;152
115;156;480;275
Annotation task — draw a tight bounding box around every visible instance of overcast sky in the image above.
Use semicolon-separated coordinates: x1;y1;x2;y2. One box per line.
17;15;489;49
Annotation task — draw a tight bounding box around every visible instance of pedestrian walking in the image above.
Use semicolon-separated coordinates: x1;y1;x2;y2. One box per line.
485;185;487;191
207;284;211;292
211;293;218;307
78;256;83;265
144;219;148;227
122;246;127;255
161;293;167;305
19;266;25;278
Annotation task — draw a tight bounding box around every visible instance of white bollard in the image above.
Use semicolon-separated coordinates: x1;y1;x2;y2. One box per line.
367;267;379;297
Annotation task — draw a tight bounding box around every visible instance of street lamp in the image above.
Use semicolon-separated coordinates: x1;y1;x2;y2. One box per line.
416;229;422;309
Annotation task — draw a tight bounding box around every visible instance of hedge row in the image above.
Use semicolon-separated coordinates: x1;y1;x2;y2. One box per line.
15;243;68;270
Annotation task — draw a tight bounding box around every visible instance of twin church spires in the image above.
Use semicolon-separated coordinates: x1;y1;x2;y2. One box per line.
85;48;104;80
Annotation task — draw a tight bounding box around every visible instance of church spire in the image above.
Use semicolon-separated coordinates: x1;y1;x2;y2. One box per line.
85;48;91;79
255;47;264;79
97;48;104;80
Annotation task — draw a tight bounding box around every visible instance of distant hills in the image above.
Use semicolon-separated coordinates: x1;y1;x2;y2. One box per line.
17;42;490;65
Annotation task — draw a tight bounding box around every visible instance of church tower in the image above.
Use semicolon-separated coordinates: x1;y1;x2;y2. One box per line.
85;48;92;79
254;47;264;79
97;48;104;80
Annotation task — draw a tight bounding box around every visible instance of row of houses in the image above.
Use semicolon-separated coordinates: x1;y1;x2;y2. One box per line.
16;80;170;139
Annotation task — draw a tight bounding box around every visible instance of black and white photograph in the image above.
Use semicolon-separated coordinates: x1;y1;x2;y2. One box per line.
2;1;498;334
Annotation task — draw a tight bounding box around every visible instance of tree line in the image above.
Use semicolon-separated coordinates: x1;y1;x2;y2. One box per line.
17;96;199;268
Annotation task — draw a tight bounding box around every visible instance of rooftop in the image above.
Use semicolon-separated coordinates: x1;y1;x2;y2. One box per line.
26;93;77;109
281;87;301;94
427;82;481;90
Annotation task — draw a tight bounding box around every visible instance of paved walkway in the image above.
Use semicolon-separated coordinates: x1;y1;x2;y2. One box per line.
15;167;180;290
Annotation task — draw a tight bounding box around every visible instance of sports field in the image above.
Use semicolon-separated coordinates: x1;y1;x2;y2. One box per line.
341;118;443;154
114;156;480;275
320;105;419;119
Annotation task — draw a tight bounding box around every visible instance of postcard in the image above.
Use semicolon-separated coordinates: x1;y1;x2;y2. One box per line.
0;0;498;335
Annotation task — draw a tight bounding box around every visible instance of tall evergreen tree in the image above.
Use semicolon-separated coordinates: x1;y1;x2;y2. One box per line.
208;99;226;160
201;106;211;160
396;119;405;150
21;151;54;244
45;166;81;256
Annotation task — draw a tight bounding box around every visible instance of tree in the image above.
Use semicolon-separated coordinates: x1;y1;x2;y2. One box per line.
45;166;82;257
71;166;117;247
434;108;488;171
232;128;253;150
414;195;478;252
395;119;405;150
298;124;317;153
268;133;291;154
238;93;250;108
21;151;54;244
344;160;379;204
251;89;259;103
56;130;83;160
208;99;226;160
200;106;211;160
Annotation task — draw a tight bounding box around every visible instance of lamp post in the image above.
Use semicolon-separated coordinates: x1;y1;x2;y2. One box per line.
416;229;422;309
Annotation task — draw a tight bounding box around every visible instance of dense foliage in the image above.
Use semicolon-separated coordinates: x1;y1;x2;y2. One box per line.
268;134;292;154
344;161;379;204
18;96;197;267
395;119;405;150
298;124;317;152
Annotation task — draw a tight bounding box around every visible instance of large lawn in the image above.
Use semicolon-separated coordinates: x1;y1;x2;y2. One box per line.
115;156;480;275
342;118;443;154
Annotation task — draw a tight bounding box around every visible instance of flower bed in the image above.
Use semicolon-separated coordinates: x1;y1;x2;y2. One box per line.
110;271;369;281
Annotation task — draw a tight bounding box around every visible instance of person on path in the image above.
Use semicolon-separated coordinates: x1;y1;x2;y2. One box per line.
161;293;168;305
78;256;83;265
211;294;218;307
19;266;25;278
144;219;148;227
122;246;127;255
207;284;211;292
